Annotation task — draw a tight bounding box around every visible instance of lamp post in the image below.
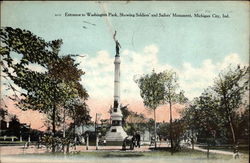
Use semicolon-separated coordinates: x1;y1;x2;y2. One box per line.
95;113;101;150
28;122;31;143
20;129;22;142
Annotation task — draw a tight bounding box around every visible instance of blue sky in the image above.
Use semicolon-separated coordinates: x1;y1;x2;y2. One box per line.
2;1;249;102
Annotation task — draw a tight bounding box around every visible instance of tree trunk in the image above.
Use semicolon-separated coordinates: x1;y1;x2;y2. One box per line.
62;108;66;153
207;142;210;159
169;102;173;155
73;110;77;150
63;108;66;138
52;105;56;153
154;108;157;148
228;115;237;154
224;95;237;153
191;129;194;150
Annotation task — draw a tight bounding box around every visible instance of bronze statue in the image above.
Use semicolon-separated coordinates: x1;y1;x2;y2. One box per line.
113;30;121;56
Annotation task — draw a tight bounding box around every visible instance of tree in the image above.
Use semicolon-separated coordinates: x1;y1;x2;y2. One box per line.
0;108;7;121
145;118;155;139
120;105;130;127
135;70;165;148
48;55;90;139
181;103;198;150
212;65;249;153
65;98;91;139
181;65;249;157
236;108;249;142
0;27;88;152
182;90;223;158
121;105;147;135
159;70;187;154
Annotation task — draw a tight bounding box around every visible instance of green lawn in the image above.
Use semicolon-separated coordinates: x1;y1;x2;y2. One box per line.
22;148;234;159
2;148;249;163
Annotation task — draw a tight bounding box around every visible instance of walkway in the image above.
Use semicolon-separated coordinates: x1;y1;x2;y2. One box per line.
188;145;241;156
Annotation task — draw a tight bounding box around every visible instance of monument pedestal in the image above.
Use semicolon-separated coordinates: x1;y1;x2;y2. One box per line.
105;105;127;145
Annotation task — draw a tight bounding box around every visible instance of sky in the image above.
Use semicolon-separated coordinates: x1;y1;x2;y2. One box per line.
1;1;249;130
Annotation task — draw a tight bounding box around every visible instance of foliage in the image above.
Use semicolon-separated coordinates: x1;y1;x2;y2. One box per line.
158;70;188;105
48;55;89;100
0;108;8;120
135;70;165;110
134;70;165;148
158;70;188;153
120;105;130;126
121;105;147;135
212;65;249;145
0;27;89;152
0;27;73;112
65;98;91;138
182;65;249;151
157;119;187;151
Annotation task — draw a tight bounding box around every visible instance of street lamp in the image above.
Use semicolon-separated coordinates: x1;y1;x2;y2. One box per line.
28;122;31;143
95;113;102;150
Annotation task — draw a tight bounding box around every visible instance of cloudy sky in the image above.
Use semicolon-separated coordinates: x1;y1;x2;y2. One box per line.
1;1;249;130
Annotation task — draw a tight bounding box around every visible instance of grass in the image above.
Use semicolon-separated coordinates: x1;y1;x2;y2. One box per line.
17;148;235;160
3;148;249;163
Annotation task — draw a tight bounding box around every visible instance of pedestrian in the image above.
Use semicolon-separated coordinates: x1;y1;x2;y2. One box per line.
132;133;136;148
136;133;141;148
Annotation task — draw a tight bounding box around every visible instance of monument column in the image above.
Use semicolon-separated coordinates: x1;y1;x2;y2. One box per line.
105;31;127;144
114;55;120;105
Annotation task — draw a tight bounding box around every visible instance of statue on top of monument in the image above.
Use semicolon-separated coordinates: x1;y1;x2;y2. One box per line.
113;30;121;56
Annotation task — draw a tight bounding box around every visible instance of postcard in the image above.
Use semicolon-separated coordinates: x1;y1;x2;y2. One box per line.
0;1;249;163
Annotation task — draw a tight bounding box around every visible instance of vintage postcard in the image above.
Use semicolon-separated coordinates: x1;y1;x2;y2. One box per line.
0;1;249;163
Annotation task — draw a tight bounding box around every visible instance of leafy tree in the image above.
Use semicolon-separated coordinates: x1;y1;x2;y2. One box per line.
9;115;21;137
235;108;249;141
171;119;186;151
157;122;169;140
181;66;249;157
65;98;91;138
121;105;147;135
0;27;88;152
48;55;88;99
0;108;7;121
146;118;155;138
182;90;222;158
135;70;165;148
157;119;187;151
181;103;199;150
159;70;187;154
48;55;90;139
212;65;249;152
120;105;130;126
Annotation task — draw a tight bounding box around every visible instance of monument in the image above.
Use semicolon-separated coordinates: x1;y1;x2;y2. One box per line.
105;31;127;144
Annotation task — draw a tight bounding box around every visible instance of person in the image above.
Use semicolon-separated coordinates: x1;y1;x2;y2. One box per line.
136;132;141;148
150;137;155;146
132;133;136;148
233;143;240;159
103;139;106;146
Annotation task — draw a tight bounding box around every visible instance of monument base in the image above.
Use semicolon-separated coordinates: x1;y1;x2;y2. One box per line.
106;141;124;146
105;126;127;145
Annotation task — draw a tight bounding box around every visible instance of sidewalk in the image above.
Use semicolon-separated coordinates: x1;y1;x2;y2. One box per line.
0;144;154;155
188;145;239;156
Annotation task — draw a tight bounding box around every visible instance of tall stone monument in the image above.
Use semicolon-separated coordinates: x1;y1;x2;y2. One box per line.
105;31;127;144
